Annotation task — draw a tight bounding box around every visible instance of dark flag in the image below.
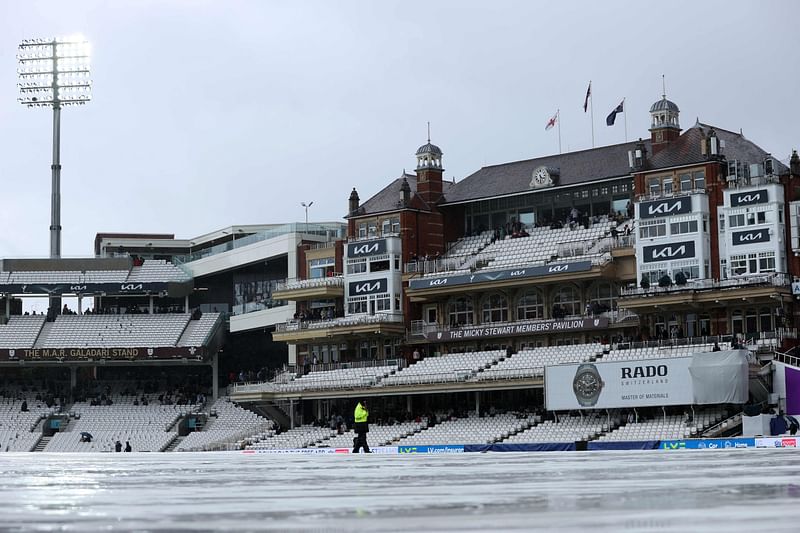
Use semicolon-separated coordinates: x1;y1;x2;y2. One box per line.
583;81;591;112
606;100;624;126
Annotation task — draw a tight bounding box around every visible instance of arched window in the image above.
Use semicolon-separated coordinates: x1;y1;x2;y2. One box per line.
517;289;544;320
482;293;508;324
587;282;616;314
552;285;581;317
448;297;474;327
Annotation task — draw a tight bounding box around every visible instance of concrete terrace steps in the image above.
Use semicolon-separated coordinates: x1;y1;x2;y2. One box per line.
33;435;51;452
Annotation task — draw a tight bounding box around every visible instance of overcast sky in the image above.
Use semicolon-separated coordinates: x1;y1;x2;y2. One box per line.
0;0;797;258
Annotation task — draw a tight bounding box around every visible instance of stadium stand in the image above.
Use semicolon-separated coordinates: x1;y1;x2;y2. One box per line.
0;315;46;348
596;408;728;442
175;397;273;452
380;350;505;386
475;344;604;381
395;412;538;446
39;314;193;348
280;364;400;392
503;414;611;444
0;391;58;451
44;395;194;452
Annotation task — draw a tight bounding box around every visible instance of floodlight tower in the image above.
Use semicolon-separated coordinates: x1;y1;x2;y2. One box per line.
17;36;92;258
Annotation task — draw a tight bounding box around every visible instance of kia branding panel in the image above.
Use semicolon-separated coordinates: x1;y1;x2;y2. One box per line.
732;229;770;246
730;189;768;207
348;278;388;296
638;197;691;220
642;241;696;263
347;239;387;258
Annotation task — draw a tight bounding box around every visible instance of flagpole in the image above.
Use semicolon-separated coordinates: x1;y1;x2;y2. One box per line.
590;93;595;148
557;109;562;154
623;97;628;142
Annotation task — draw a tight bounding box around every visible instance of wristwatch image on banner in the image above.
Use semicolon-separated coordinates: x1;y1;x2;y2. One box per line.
572;363;604;407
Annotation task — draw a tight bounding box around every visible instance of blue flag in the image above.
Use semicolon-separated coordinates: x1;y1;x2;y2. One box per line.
606;100;624;126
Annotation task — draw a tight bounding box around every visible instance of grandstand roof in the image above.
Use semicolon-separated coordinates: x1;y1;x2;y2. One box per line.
442;140;646;205
648;123;789;172
356;172;457;216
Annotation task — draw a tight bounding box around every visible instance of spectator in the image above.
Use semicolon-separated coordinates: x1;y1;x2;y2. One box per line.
20;400;28;412
712;342;721;352
115;440;122;452
125;441;132;452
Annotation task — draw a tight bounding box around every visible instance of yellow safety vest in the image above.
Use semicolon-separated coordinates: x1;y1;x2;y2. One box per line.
354;402;368;423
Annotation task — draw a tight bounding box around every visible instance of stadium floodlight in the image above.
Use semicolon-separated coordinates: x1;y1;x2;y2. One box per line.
17;35;92;258
301;201;314;233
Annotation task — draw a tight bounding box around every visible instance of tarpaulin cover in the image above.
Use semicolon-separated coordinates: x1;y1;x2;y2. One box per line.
464;442;575;453
587;440;661;451
688;350;749;404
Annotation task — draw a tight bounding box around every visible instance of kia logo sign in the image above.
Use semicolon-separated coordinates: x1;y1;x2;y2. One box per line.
347;239;387;257
643;241;695;263
348;278;387;296
119;283;144;291
548;265;569;273
638;197;691;219
732;229;770;246
429;278;448;286
730;189;768;207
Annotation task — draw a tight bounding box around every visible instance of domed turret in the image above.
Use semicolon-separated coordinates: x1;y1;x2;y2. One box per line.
416;141;443;171
649;89;681;154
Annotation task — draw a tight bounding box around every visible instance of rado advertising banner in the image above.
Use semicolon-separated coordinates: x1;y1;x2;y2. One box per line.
642;241;695;263
348;278;388;296
347;239;387;258
408;261;592;290
0;282;171;296
544;351;748;410
638;197;692;220
730;189;768;207
424;317;609;342
732;228;770;246
0;346;204;362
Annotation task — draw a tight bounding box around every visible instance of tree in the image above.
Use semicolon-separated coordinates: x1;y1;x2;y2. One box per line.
658;274;672;288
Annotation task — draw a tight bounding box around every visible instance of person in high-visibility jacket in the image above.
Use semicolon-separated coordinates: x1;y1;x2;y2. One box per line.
352;399;371;453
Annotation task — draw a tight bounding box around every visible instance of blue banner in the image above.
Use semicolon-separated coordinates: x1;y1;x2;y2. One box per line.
587;440;661;451
397;445;464;454
660;438;755;450
464;442;575;453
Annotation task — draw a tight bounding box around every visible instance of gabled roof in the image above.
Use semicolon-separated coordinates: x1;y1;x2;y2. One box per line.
443;140;648;204
349;172;456;218
648;123;789;173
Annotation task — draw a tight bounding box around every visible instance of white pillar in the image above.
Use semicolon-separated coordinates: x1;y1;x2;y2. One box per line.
406;395;412;414
77;297;83;315
475;391;480;415
149;295;154;314
289;399;295;429
184;295;189;313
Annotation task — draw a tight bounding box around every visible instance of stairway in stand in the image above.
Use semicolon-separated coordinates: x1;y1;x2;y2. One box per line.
33;435;51;452
164;435;184;452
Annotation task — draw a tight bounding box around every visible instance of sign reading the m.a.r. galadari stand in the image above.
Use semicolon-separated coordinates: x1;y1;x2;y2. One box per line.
545;351;749;410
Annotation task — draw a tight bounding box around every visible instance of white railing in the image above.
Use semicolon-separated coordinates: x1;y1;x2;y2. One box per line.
620;273;791;297
275;313;403;333
275;275;343;292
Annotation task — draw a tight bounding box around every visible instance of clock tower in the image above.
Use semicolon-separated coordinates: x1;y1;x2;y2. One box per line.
415;138;444;205
649;94;681;155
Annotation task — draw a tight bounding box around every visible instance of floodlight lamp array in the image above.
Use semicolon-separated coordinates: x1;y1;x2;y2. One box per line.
17;36;92;107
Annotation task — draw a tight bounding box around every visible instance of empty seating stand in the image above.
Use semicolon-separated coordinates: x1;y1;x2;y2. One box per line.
39;314;192;348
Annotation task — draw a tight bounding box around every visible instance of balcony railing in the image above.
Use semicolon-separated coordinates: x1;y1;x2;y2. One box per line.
620;273;791;297
410;309;638;338
275;275;343;292
275;313;403;333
